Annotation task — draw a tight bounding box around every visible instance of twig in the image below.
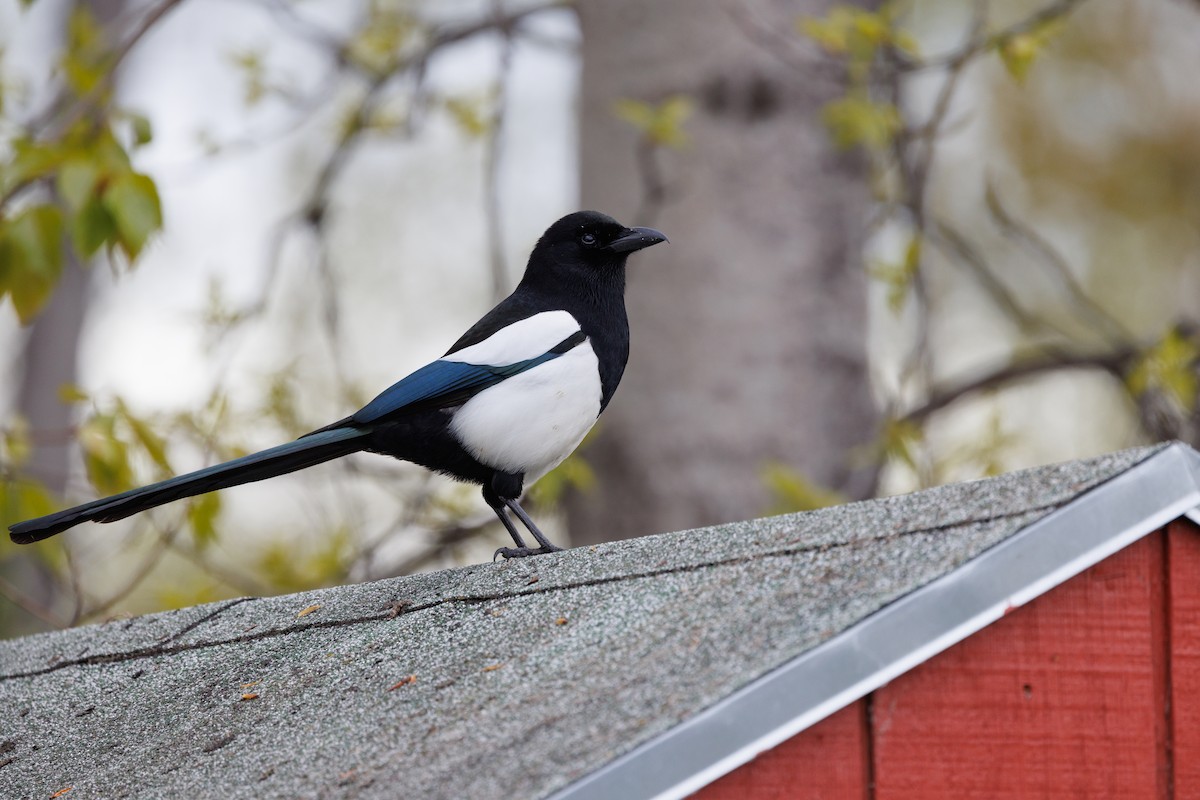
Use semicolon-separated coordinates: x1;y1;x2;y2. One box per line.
903;348;1134;424
983;183;1133;347
484;4;516;302
29;0;187;135
928;217;1066;339
78;523;177;623
0;575;68;629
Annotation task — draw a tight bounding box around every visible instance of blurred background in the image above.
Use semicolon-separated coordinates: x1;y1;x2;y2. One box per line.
1;0;1198;638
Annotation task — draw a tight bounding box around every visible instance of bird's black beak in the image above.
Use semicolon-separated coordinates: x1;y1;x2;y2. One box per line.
605;226;669;254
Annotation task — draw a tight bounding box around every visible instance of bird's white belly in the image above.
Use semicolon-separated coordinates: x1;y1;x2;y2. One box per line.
448;343;602;482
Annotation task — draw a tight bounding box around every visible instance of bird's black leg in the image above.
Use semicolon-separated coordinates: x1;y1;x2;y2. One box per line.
483;483;530;553
505;499;560;552
486;473;562;560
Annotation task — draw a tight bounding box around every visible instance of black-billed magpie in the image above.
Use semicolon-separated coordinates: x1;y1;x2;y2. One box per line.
9;211;667;559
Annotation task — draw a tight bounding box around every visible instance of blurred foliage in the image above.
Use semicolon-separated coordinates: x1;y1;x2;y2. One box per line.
3;0;1200;638
1127;328;1199;414
802;3;912;152
798;0;1200;493
762;463;847;514
0;0;584;638
869;234;921;313
613;96;693;149
0;6;162;323
993;17;1065;83
802;3;919;79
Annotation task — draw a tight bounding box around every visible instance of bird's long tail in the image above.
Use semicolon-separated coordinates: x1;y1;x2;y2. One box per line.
8;427;369;544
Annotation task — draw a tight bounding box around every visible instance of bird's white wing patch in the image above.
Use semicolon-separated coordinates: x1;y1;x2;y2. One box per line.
445;310;581;367
449;342;601;481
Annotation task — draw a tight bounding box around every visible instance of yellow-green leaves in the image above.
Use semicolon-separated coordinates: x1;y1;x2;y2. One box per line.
1;131;163;323
530;452;596;507
55;156;162;265
187;492;222;550
80;413;135;496
1128;329;1199;412
613;96;693;149
822;93;902;152
798;4;913;152
256;530;352;593
869;234;921;313
881;417;924;476
1;2;163;325
800;4;919;64
103;171;161;260
0;418;54;536
762;463;846;514
230;49;269;106
344;1;419;76
62;5;110;97
0;205;65;322
994;19;1064;84
79;401;174;497
442;95;491;139
0;479;55;536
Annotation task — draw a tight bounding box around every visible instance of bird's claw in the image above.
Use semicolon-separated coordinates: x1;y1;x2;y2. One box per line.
493;544;563;561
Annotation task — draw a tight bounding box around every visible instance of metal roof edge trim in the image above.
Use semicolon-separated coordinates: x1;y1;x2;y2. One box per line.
549;443;1200;800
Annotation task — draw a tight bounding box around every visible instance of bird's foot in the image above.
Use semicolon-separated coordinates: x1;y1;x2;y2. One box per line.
493;544;563;561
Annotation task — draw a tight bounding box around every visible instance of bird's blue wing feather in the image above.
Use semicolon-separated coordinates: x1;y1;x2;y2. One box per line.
351;350;563;425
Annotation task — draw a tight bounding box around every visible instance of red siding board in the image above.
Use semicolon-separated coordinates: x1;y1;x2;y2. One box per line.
1169;518;1200;797
693;701;868;800
694;521;1200;799
870;534;1166;799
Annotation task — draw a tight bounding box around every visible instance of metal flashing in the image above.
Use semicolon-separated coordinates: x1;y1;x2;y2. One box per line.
551;443;1200;800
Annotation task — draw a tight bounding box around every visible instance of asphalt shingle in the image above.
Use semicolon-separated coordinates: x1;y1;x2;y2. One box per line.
0;444;1166;799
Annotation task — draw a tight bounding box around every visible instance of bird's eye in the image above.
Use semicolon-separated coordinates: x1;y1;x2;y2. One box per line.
580;232;597;246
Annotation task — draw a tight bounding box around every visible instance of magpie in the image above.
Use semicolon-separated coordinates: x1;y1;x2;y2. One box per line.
8;211;667;559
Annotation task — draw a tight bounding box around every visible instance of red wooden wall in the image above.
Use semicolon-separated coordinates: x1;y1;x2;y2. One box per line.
695;518;1200;799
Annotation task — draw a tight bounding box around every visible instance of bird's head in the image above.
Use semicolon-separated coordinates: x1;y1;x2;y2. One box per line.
523;211;667;289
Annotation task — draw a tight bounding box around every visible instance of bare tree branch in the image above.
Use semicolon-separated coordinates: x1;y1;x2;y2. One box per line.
903;348;1134;425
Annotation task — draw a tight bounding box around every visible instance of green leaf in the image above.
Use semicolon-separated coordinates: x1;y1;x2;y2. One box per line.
799;3;919;61
80;413;135;496
344;5;419;75
57;159;103;211
0;205;66;323
187;492;222;550
993;19;1064;84
880;417;924;475
262;371;303;437
3;417;32;468
530;452;596;507
613;96;693;149
868;234;921;313
1127;329;1199;412
62;5;109;96
71;196;118;257
0;478;56;534
442;95;491;139
101;171;162;260
762;463;846;514
116;400;172;474
128;112;153;147
4;138;65;191
57;384;91;404
821;94;901;151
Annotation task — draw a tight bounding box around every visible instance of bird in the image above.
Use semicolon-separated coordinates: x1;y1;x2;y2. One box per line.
8;210;667;559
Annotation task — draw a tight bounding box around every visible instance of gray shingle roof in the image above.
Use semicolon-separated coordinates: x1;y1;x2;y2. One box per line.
1;442;1195;800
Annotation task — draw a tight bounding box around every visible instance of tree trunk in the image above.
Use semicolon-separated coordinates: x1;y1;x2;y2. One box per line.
568;0;879;542
18;260;90;494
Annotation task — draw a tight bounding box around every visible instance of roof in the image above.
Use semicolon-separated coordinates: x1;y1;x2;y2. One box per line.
2;442;1198;800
